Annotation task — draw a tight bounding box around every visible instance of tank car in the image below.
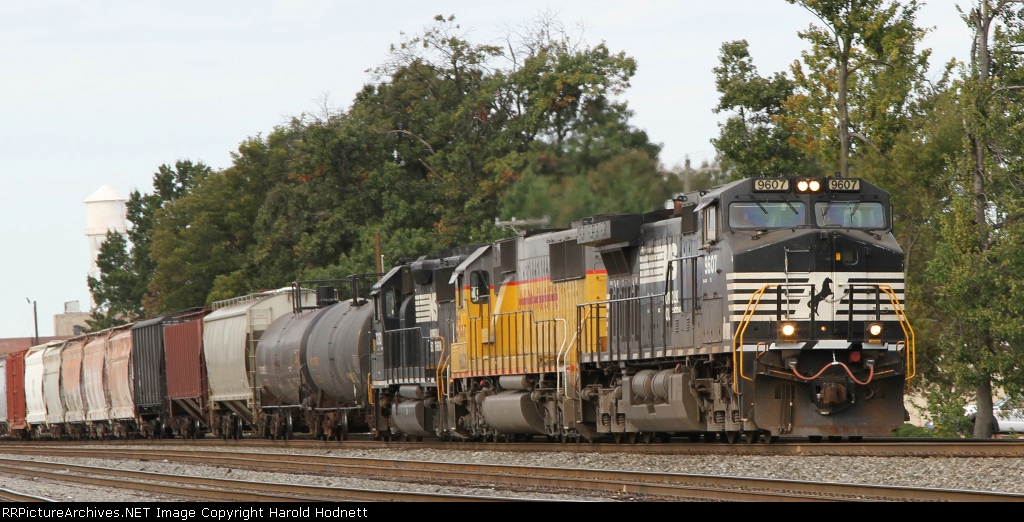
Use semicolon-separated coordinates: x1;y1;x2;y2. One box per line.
255;278;375;441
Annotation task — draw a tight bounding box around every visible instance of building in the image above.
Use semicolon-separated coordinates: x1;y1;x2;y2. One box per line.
84;184;128;310
54;301;91;337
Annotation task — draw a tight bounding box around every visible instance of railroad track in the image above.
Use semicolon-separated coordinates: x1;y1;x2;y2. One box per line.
0;457;576;502
2;446;1022;502
13;435;1022;457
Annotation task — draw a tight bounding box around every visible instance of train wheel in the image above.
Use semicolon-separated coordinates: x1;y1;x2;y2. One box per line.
808;435;823;443
642;432;654;444
687;432;701;443
628;432;638;444
285;413;294;441
613;433;623;444
767;435;780;444
702;431;717;443
340;415;349;441
744;431;761;444
234;417;243;440
724;431;740;444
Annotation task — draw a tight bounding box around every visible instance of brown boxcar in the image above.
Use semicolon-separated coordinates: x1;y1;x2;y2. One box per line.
164;308;212;438
4;350;28;437
0;354;7;435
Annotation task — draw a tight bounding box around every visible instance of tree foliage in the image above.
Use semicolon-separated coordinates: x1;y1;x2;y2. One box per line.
87;160;210;325
781;0;930;176
140;14;666;313
924;0;1024;438
711;40;816;179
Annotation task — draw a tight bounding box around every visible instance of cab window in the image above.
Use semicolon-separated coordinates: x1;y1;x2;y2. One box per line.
703;205;718;245
814;202;885;229
470;270;490;304
729;202;806;229
383;287;398;319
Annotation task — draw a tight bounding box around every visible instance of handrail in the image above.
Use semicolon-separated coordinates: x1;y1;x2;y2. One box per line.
732;284;776;395
559;306;597;404
878;284;916;381
366;372;374;406
432;336;448;402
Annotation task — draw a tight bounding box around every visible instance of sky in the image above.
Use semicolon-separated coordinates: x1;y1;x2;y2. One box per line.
0;1;973;339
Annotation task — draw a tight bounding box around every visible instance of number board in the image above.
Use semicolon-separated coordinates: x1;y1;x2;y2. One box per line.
828;178;861;192
752;178;790;192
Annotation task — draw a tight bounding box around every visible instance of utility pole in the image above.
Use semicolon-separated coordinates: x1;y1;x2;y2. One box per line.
26;297;38;346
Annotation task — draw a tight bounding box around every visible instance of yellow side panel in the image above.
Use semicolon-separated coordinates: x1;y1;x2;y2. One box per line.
454;271;607;378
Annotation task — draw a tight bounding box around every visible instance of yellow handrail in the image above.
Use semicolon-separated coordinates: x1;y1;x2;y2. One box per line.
878;284;916;382
433;336;449;402
732;284;776;395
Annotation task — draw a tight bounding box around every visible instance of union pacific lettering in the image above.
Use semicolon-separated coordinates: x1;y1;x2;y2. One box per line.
507;270;608;307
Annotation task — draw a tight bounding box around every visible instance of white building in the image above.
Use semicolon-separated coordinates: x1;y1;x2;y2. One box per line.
84;184;128;309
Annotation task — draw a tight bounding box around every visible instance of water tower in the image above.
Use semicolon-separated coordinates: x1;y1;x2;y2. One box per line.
84;184;128;309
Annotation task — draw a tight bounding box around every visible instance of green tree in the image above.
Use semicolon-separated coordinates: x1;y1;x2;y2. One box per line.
495;15;668;225
711;40;815;179
87;160;211;323
782;0;930;176
85;231;134;331
926;0;1024;438
149;140;283;311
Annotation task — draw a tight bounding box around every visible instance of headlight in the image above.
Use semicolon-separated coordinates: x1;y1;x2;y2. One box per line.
795;179;823;193
868;323;882;336
781;323;796;336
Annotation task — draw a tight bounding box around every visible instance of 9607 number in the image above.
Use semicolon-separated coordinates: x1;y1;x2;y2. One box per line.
828;178;860;191
753;179;789;192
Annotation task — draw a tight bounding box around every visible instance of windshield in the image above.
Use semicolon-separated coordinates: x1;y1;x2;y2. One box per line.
729;201;805;229
814;201;885;229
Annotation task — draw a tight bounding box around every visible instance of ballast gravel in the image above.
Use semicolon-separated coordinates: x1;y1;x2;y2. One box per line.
2;445;1022;502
